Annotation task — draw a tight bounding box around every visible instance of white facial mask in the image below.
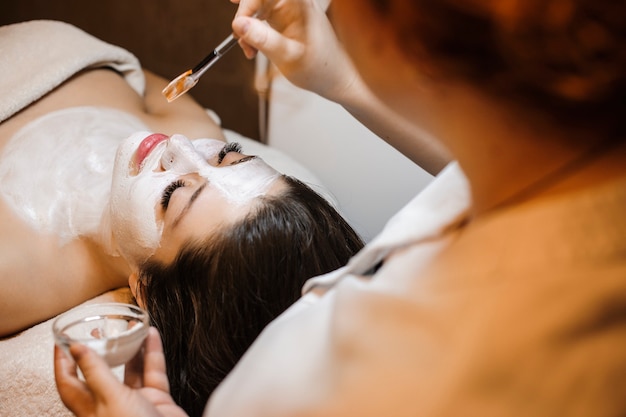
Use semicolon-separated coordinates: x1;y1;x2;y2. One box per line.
0;107;148;251
109;132;281;265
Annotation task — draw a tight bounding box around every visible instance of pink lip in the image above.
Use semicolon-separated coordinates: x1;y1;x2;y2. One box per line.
135;133;169;168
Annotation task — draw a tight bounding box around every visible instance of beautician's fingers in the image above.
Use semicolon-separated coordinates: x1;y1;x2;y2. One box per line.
232;0;358;101
54;345;97;416
142;327;172;393
230;0;278;59
64;343;174;417
56;333;185;417
231;0;310;64
124;345;145;388
230;0;275;19
233;16;304;64
136;328;190;417
230;0;256;17
68;342;125;401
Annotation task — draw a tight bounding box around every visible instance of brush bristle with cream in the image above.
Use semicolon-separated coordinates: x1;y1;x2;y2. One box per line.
162;33;240;102
162;70;197;102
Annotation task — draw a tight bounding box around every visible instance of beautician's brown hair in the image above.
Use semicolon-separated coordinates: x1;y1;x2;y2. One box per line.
367;0;626;138
136;175;364;417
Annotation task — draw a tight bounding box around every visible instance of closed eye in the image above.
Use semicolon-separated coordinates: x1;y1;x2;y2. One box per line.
161;179;185;210
217;142;242;164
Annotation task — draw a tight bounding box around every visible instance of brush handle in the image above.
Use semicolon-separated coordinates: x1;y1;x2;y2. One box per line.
191;33;239;78
215;33;239;57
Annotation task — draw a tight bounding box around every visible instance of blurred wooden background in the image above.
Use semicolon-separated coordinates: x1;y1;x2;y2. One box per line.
0;0;261;140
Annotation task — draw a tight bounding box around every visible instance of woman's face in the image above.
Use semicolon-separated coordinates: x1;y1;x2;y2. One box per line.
110;131;284;266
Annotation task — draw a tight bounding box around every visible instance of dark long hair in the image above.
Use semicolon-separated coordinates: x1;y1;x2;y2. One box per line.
137;176;364;417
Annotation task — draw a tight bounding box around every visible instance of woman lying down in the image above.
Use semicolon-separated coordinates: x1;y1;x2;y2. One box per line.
0;20;363;417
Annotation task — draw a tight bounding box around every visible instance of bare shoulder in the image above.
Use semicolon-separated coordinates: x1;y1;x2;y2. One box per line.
0;200;128;337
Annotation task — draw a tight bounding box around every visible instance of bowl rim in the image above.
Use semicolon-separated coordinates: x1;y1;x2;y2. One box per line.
52;302;149;346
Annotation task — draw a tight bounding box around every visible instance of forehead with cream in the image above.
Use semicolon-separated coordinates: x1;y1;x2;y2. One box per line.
189;137;282;204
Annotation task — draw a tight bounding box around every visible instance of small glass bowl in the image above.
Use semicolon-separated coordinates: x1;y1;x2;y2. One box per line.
52;303;149;368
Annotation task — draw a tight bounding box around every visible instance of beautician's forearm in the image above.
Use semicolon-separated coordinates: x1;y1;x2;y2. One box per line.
330;76;451;176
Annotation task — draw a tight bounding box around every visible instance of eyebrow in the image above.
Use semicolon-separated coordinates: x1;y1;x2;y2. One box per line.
172;182;207;228
230;155;258;165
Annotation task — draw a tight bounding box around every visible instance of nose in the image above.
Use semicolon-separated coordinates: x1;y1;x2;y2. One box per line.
160;135;208;172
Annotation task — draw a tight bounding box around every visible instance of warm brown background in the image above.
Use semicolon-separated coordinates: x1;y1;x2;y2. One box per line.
0;0;261;140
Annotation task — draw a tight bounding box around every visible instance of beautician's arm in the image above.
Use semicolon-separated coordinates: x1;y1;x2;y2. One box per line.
55;327;188;417
329;73;451;175
230;0;451;174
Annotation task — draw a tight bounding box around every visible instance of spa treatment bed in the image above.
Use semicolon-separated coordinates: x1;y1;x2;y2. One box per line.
0;9;431;415
0;19;332;416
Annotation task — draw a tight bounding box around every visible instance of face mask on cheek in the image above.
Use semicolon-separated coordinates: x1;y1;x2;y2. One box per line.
109;172;175;265
109;134;212;265
109;131;182;265
108;134;280;265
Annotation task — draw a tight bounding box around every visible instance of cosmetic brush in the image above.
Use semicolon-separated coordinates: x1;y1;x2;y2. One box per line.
162;33;239;102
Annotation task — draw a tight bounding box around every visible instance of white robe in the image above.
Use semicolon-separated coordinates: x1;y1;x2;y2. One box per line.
206;160;626;417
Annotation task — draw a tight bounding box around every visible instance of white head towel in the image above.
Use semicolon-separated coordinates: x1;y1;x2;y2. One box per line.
0;20;145;123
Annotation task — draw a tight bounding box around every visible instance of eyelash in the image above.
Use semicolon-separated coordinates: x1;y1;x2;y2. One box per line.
161;179;185;210
217;142;243;164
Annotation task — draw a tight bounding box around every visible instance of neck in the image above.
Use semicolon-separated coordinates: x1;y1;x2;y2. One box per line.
428;86;625;218
82;237;133;288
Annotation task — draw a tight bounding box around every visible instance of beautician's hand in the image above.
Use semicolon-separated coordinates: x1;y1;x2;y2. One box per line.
231;0;452;173
55;327;188;417
230;0;360;103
